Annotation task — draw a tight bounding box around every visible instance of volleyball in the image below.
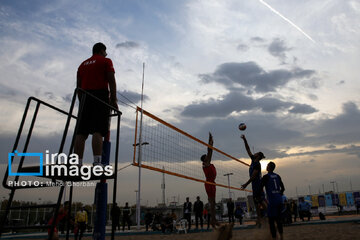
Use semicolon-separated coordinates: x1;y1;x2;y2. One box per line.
238;123;246;131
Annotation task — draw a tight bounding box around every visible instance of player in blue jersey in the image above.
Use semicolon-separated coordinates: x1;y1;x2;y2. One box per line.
240;134;267;226
262;161;285;240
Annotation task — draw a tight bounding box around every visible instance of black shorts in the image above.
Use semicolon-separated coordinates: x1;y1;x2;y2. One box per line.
76;89;110;137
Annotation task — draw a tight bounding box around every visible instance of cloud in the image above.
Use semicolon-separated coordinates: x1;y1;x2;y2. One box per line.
181;101;360;160
251;37;265;42
288;103;318;114
117;90;149;106
199;61;316;93
256;96;291;112
268;38;291;63
116;41;140;49
182;91;255;117
301;77;322;89
181;90;317;117
237;43;249;51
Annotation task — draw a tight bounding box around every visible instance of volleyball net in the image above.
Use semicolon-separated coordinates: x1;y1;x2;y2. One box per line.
133;107;251;192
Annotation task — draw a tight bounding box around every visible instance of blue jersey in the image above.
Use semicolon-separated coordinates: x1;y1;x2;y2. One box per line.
262;172;284;204
262;172;285;217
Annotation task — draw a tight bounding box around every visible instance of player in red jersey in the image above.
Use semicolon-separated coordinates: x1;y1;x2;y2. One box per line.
201;132;219;228
74;42;118;166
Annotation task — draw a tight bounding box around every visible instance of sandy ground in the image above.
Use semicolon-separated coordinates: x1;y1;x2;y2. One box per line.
3;215;359;240
78;222;360;240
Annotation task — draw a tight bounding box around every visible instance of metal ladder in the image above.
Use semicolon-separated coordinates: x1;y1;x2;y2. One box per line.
0;88;121;240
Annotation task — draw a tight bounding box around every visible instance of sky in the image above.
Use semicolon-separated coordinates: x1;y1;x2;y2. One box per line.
0;0;359;206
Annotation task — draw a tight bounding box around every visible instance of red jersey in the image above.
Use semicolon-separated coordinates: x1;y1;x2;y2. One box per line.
77;54;115;90
203;164;216;182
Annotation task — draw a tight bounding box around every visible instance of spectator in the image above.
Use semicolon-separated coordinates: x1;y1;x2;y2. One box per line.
111;203;121;232
144;209;153;232
193;196;204;229
74;207;88;240
161;213;174;233
183;197;192;230
298;198;311;221
122;202;131;231
290;200;298;222
227;198;235;223
234;205;244;225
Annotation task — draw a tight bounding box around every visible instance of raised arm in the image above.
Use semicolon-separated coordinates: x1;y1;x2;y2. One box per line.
241;134;253;158
204;132;213;164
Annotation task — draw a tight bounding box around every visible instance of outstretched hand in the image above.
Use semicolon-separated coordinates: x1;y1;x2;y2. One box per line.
209;132;213;146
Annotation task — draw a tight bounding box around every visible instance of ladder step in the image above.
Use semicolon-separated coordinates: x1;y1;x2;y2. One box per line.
10;203;57;210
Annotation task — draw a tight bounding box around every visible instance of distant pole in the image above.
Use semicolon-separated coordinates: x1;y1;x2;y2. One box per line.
308;185;311;195
336;182;339;193
350;178;353;191
161;166;166;206
224;173;233;199
330;181;336;193
136;62;145;230
322;184;325;194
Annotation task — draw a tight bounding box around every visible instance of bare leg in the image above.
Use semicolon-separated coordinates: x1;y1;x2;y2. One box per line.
92;132;103;156
209;197;219;228
74;134;88;159
255;201;267;227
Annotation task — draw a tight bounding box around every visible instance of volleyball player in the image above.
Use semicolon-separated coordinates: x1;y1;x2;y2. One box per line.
201;132;219;228
240;134;267;226
262;162;285;240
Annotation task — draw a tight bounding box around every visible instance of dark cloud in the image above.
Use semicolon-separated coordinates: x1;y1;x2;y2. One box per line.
268;38;291;62
311;102;360;139
292;101;360;149
116;41;140;49
251;37;265;42
180;101;360;160
288;103;318;114
256;96;291;112
117;90;149;105
182;91;255;117
337;80;345;85
199;62;316;93
181;90;318;117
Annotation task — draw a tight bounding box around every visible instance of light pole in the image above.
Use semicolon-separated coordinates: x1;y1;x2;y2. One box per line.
224;173;233;199
134;190;139;225
134;141;149;230
330;181;336;193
